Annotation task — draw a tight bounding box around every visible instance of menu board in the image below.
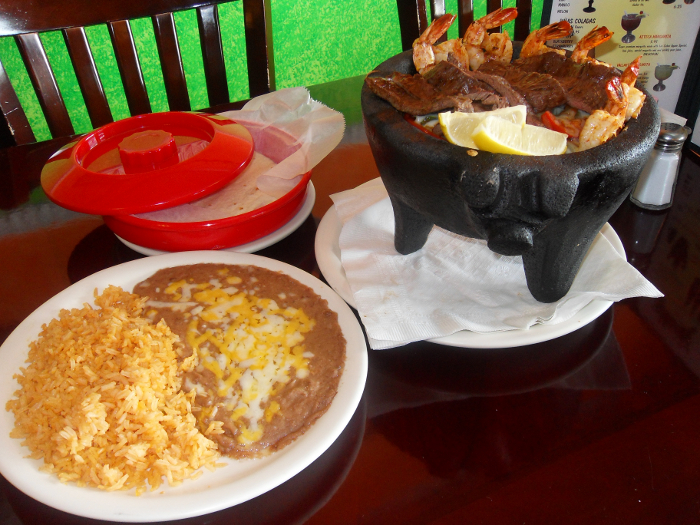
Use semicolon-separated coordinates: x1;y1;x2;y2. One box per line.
548;0;700;112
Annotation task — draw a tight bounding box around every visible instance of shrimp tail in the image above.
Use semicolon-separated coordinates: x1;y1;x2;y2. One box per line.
537;20;574;40
483;7;518;29
463;8;518;70
412;14;457;74
621;55;642;87
578;77;628;150
571;26;613;63
622;56;645;120
464;8;518;45
520;21;573;58
578;25;613;48
416;13;456;46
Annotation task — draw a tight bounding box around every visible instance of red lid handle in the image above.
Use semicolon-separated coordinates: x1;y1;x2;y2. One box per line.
118;130;178;173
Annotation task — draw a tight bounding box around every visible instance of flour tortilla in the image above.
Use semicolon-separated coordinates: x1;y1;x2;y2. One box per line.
134;152;278;223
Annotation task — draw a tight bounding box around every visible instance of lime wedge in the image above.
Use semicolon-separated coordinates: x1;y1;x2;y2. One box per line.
472;116;568;156
438;106;527;149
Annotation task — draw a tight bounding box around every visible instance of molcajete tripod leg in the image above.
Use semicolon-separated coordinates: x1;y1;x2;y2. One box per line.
390;195;434;254
521;213;604;303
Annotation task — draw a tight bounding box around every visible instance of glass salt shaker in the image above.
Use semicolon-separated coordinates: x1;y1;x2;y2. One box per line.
630;123;692;210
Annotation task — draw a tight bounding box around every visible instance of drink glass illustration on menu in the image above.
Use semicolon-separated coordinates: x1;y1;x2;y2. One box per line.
621;12;645;43
583;0;596;12
654;63;680;91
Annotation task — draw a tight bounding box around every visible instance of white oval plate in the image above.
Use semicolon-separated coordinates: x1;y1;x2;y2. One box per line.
117;182;316;256
0;251;367;522
314;205;624;349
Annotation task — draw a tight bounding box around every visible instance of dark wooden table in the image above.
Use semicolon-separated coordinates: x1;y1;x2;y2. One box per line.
2;75;700;524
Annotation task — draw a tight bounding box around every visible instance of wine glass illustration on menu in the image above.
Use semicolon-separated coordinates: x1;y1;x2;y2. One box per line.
583;0;596;12
653;63;679;91
621;11;645;43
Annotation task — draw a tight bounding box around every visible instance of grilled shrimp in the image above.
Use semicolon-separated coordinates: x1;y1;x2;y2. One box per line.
544;55;645;148
626;86;645;120
520;21;572;58
412;14;456;74
621;56;640;86
578;78;627;151
621;56;645;120
570;26;613;64
463;8;518;70
463;8;518;46
412;9;517;73
482;31;514;65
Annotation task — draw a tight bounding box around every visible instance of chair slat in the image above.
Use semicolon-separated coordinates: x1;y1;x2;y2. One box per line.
108;20;152;116
0;0;262;37
429;0;448;43
457;0;475;37
152;12;191;111
15;33;75;138
0;60;36;146
63;27;114;129
396;0;429;52
197;5;229;107
430;0;446;18
241;0;275;97
514;0;533;41
487;0;503;16
486;0;504;32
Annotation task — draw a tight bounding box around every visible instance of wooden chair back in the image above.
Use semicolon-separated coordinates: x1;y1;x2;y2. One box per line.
0;0;273;148
395;0;535;51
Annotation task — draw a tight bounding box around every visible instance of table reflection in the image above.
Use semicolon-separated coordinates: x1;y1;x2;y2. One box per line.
366;320;629;486
366;308;624;418
611;200;668;273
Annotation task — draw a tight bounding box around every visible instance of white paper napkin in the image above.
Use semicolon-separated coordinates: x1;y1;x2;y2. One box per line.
221;87;346;198
133;88;345;223
331;178;663;349
658;107;687;126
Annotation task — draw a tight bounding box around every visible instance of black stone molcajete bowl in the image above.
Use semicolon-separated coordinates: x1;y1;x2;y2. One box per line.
361;50;660;303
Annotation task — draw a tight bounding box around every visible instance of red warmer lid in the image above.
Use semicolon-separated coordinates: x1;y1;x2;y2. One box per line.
41;112;255;215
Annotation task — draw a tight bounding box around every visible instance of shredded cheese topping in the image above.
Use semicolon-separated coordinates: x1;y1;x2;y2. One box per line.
148;269;316;446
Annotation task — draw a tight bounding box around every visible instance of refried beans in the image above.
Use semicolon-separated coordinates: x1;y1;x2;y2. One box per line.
134;263;346;459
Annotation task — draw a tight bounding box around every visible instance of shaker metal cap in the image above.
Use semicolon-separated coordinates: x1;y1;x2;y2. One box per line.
656;122;692;151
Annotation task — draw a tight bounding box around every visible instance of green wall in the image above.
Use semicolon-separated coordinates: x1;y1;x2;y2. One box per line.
0;0;542;141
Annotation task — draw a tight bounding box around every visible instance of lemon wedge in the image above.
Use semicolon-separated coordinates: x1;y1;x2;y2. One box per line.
472;116;568;156
439;106;527;149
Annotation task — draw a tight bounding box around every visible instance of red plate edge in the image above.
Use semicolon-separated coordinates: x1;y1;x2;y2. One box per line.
102;171;313;251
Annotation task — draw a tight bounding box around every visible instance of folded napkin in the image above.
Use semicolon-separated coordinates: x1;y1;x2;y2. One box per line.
331;178;663;349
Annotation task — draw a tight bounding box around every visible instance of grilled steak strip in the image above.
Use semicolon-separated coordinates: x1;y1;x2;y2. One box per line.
365;74;476;115
469;70;531;110
478;59;567;113
512;52;621;114
424;61;507;109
